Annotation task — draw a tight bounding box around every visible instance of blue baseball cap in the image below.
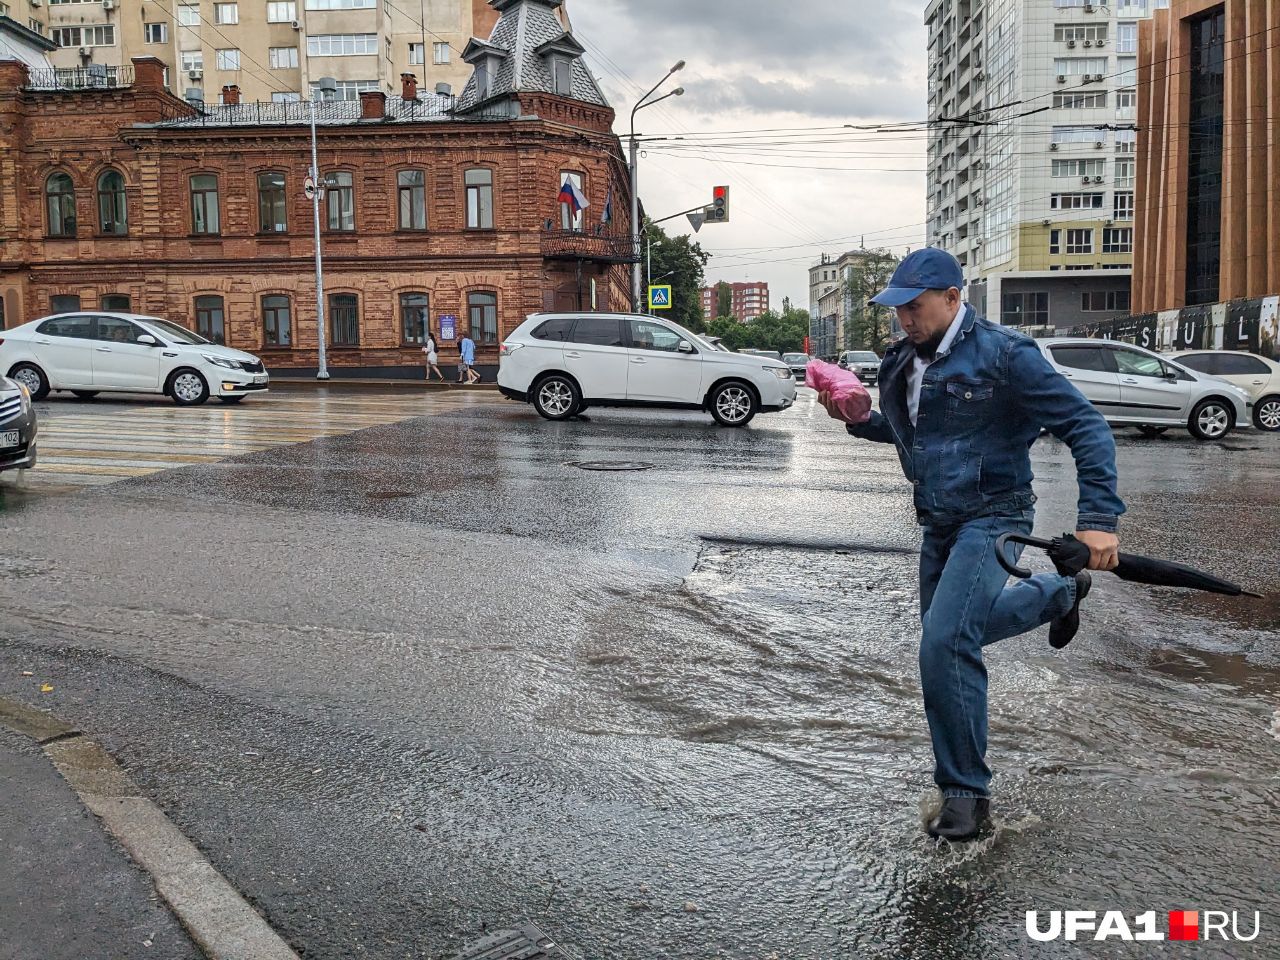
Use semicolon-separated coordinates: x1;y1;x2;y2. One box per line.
870;248;965;307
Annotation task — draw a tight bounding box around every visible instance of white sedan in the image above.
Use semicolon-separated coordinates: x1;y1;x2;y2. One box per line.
0;312;268;406
497;312;796;427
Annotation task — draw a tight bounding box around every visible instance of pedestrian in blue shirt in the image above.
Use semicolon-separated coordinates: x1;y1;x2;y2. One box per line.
459;332;480;384
818;248;1125;843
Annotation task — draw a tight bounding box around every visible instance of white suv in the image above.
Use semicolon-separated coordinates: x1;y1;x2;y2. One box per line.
0;313;268;406
497;313;797;427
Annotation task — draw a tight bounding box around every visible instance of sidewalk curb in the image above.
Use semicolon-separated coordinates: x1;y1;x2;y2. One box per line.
0;697;299;960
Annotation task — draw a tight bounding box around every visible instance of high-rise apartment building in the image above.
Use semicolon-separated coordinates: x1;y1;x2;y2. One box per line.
701;281;770;322
37;0;565;103
925;0;1167;330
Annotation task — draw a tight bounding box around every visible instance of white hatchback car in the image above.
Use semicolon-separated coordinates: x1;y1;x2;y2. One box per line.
1168;350;1280;432
497;313;797;426
0;312;268;406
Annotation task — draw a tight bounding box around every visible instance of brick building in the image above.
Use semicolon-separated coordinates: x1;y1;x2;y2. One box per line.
0;0;633;376
699;280;770;322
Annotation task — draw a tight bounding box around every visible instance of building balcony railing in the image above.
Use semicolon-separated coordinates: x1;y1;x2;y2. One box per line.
22;65;135;91
540;226;639;265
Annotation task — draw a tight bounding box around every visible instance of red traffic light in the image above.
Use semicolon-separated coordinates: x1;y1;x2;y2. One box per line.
714;185;727;200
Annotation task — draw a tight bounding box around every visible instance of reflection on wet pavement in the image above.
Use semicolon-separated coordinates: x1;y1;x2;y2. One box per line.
0;389;1277;957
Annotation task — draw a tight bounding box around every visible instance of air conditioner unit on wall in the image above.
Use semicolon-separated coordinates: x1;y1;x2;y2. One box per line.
1094;73;1104;81
1067;39;1077;48
1095;140;1105;148
188;69;202;80
291;18;300;28
1084;3;1095;11
102;0;115;9
1057;74;1067;83
1050;142;1059;150
1083;176;1091;184
1097;39;1107;47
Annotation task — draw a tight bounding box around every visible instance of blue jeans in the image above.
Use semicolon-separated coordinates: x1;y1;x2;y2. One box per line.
918;509;1077;798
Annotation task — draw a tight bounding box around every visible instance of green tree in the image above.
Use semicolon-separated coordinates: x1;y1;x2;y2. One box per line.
720;305;812;354
716;282;732;320
841;250;900;355
643;217;710;333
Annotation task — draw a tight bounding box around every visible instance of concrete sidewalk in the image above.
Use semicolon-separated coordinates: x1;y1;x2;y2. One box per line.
0;726;202;960
272;376;499;391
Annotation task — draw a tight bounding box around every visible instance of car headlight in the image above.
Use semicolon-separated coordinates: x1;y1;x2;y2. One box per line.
767;366;793;380
203;355;243;370
16;382;30;414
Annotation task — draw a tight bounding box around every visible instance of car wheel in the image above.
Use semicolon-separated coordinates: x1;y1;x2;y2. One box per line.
709;381;758;427
9;363;49;401
531;374;581;421
1253;395;1280;432
1188;398;1233;441
1136;425;1167;437
71;390;99;400
218;396;245;405
169;369;210;406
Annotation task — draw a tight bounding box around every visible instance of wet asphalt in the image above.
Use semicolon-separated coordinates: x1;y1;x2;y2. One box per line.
0;386;1278;958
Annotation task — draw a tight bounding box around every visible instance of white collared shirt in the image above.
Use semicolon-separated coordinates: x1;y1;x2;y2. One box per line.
907;300;967;426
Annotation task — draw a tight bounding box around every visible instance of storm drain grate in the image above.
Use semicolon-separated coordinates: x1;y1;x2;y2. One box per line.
566;460;655;472
365;490;415;500
452;923;567;959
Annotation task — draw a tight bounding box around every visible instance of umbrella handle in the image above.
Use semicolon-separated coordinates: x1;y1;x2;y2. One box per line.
994;532;1054;579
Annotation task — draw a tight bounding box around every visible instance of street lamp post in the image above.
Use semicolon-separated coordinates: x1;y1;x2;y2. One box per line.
309;77;337;380
629;61;685;313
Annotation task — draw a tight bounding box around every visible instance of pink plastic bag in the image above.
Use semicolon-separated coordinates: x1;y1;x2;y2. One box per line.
806;359;872;425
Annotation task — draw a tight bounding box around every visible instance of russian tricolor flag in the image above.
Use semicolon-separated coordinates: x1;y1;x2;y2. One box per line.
558;177;589;212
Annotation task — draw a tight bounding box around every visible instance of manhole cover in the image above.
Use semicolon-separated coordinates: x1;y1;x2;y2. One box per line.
567;460;655;472
365;490;415;500
453;923;566;959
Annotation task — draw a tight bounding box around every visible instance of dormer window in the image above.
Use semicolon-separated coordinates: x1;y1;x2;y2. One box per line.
476;60;493;99
551;57;571;96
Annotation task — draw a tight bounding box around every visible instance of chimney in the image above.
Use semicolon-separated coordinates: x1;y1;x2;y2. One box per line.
400;73;418;101
221;84;240;105
359;89;387;120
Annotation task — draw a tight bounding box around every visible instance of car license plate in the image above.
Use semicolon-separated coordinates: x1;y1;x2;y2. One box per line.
253;375;268;385
0;431;18;449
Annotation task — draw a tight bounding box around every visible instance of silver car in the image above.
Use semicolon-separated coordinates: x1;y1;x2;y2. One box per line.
839;350;882;385
1036;338;1252;440
0;374;37;474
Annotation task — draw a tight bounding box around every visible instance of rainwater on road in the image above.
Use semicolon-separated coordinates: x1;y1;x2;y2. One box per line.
1;386;1277;958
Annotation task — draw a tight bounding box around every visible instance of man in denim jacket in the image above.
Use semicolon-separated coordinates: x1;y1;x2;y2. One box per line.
819;248;1124;842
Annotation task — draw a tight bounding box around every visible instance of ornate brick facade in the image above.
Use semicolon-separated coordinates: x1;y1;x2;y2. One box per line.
0;53;633;375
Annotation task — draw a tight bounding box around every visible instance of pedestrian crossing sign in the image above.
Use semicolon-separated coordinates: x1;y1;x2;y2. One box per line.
648;285;673;310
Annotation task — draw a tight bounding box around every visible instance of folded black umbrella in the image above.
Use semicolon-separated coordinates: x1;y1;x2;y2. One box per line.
994;532;1263;598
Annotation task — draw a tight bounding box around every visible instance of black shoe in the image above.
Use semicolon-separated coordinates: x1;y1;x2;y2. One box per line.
1049;571;1092;650
928;797;991;842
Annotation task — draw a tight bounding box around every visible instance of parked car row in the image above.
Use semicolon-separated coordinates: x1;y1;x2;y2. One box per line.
0;312;269;406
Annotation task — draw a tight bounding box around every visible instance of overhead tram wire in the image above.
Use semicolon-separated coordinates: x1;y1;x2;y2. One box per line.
150;0;292;96
575;35;834;249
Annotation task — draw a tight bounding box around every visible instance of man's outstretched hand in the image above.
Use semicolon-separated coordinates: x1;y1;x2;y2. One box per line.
817;389;856;424
1076;530;1120;571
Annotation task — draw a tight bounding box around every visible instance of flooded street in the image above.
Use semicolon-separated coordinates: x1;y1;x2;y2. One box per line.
1;387;1278;957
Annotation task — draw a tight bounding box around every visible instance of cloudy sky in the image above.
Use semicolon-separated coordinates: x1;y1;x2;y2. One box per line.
568;0;930;311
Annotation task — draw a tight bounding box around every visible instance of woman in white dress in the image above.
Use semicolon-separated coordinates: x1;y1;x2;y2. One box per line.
422;332;444;382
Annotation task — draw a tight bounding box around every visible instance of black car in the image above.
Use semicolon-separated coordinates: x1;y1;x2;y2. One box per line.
0;374;38;475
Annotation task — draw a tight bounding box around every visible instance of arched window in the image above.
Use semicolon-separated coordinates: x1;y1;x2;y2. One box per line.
96;170;127;235
329;293;359;346
257;171;287;233
397;170;426;230
325;171;354;231
399;291;429;344
194;295;226;344
190;174;220;235
46;172;76;237
465;168;493;229
467;290;497;344
262;294;292;347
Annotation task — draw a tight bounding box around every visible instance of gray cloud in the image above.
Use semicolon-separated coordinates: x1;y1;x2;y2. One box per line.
689;73;924;121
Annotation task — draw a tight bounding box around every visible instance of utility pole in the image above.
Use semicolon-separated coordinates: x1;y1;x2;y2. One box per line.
629;61;685;313
309;77;336;380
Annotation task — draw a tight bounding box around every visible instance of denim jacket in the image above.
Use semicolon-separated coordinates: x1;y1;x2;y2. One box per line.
848;304;1125;532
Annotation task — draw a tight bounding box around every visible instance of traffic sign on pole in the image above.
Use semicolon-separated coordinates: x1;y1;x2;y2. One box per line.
648;285;673;310
304;175;317;201
686;211;705;233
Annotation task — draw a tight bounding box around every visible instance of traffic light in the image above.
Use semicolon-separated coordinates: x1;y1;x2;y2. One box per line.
709;185;730;223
